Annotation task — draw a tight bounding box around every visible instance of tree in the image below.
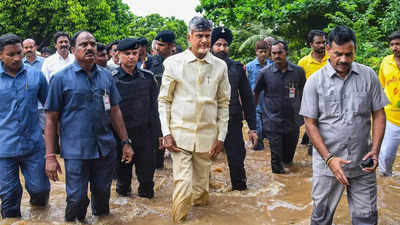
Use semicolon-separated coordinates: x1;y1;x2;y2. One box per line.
129;14;188;49
0;0;133;48
197;0;400;69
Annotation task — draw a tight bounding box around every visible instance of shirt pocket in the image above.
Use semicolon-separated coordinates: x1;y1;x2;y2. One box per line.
322;94;340;117
65;90;87;111
351;92;370;115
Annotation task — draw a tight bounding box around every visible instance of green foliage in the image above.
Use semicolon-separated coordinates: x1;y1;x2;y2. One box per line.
0;0;187;51
129;14;188;50
197;0;400;70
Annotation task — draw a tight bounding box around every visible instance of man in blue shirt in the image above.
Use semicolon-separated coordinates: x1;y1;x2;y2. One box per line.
246;40;272;150
45;31;134;222
23;38;46;131
0;34;50;218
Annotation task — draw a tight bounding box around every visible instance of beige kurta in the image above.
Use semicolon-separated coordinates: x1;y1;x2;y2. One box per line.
158;49;231;153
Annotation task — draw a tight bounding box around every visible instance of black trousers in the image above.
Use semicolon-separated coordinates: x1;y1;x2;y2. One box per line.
264;128;299;173
224;117;247;190
116;125;155;197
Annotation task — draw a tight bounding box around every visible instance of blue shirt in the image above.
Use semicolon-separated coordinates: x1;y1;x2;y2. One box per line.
0;63;48;158
24;56;46;109
246;58;272;111
23;56;44;71
45;61;121;159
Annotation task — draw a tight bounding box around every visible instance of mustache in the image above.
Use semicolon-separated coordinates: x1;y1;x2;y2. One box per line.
60;45;69;49
338;62;349;66
85;50;96;55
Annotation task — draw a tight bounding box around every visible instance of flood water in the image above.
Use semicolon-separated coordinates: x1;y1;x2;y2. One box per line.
1;126;400;225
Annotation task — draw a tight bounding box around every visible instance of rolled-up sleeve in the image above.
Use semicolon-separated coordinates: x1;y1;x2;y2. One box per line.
158;61;177;137
299;75;319;119
216;64;231;141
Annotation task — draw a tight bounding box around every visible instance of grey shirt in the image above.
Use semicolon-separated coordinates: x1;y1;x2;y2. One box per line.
299;61;389;178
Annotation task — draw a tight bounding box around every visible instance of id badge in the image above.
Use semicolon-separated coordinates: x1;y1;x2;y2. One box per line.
289;87;296;98
103;91;111;111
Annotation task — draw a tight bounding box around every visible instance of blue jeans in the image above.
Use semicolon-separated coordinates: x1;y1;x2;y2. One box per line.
378;121;400;176
254;109;264;150
0;149;50;218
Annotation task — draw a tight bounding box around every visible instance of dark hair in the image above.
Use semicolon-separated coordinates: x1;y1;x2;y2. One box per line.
40;46;54;54
106;40;119;53
97;43;106;52
70;30;93;47
272;40;288;54
53;31;70;44
0;33;22;52
307;30;326;45
388;31;400;42
327;26;356;47
255;40;269;50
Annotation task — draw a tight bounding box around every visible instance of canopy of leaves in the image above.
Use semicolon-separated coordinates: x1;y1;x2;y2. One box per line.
0;0;188;51
197;0;400;70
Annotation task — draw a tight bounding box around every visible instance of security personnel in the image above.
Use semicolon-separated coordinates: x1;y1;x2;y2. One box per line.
113;38;159;198
0;33;50;218
146;30;176;169
210;27;258;190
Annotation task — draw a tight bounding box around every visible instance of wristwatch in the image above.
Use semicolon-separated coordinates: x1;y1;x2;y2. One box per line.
121;138;133;147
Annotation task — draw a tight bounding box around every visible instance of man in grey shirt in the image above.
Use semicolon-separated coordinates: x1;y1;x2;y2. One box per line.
300;26;388;225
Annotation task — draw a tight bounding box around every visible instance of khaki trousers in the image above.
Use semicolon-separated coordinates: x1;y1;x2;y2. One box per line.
171;149;212;223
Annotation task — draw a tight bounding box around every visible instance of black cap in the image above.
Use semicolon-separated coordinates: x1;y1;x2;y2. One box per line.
117;38;139;51
155;30;176;44
211;27;233;47
137;37;148;46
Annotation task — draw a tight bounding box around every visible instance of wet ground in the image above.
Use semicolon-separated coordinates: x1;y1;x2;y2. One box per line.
1;126;400;225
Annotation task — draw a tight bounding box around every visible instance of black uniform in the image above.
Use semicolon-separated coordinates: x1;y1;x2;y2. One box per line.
224;58;257;190
254;62;306;173
113;67;160;198
146;54;165;169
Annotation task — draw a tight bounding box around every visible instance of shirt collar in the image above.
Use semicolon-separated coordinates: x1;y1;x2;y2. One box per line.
55;51;72;61
326;60;359;78
0;62;26;77
186;49;212;64
271;61;293;73
72;60;99;76
309;50;329;63
255;57;268;66
118;66;145;79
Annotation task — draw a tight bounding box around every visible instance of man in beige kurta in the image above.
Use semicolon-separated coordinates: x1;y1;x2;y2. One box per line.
158;16;231;223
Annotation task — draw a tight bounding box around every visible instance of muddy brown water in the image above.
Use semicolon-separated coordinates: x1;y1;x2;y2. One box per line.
1;126;400;225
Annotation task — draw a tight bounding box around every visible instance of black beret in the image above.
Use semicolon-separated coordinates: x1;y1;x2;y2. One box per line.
137;37;148;46
117;38;139;51
155;30;176;44
211;27;233;47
